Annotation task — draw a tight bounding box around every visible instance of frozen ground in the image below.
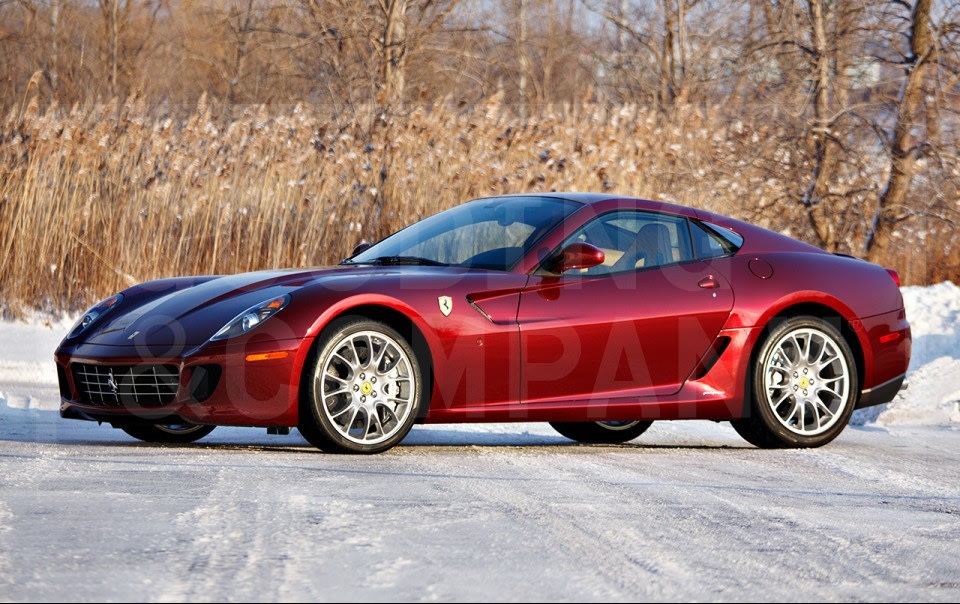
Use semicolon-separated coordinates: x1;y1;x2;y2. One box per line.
1;285;959;601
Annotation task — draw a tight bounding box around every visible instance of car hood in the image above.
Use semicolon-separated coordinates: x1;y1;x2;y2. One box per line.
80;265;449;349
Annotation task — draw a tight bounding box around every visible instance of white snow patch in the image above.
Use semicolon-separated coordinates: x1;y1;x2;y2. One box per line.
901;281;960;370
0;499;11;579
854;281;960;427
0;318;71;412
862;356;960;426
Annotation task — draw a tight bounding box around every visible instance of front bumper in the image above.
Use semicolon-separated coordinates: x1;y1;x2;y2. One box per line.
56;336;310;428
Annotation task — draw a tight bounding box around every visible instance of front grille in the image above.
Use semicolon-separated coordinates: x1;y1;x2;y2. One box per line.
72;363;180;407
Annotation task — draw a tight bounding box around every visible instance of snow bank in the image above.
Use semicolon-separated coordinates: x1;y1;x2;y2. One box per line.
863;356;960;425
2;284;959;427
0;317;71;411
902;281;960;370
854;281;960;426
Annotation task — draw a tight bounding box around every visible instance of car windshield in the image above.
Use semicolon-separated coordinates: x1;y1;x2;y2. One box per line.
345;196;581;271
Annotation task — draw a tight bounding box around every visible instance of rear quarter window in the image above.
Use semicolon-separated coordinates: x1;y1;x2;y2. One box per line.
690;221;742;258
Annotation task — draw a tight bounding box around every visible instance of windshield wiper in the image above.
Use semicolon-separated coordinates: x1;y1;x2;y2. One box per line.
348;255;449;267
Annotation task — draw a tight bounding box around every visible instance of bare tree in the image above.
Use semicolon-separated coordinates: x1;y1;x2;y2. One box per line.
374;0;462;106
588;0;714;111
97;0;163;97
181;0;282;103
224;0;260;103
379;0;409;104
865;0;937;262
99;0;130;96
515;0;529;112
801;0;840;250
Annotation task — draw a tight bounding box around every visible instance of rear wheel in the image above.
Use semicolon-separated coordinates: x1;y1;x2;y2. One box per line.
299;318;424;454
550;420;653;444
731;315;858;448
120;423;215;444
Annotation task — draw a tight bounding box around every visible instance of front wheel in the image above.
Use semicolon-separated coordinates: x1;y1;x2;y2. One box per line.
299;318;424;454
731;315;858;449
550;420;653;444
120;423;215;444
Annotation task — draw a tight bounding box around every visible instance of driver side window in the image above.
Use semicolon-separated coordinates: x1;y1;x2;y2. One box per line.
562;211;693;276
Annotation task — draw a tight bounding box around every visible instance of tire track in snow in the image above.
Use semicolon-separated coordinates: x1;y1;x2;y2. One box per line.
782;442;960;499
158;461;306;601
568;445;960;600
155;453;430;601
431;448;688;600
554;449;813;600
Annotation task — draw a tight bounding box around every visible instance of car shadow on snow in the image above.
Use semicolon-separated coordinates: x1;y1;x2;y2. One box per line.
1;405;750;450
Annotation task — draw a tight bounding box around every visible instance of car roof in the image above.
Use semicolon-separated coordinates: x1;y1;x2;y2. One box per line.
494;193;828;256
497;192;613;204
493;192;698;216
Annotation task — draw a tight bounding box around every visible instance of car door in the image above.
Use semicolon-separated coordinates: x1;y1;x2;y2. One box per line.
517;210;734;404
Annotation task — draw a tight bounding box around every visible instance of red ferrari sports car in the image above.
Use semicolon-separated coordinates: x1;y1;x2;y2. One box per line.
55;193;910;453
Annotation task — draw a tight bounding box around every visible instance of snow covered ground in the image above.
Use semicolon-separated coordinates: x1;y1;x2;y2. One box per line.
1;285;959;601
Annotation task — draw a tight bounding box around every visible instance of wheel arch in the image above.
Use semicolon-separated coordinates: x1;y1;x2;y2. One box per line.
295;298;437;423
754;299;867;394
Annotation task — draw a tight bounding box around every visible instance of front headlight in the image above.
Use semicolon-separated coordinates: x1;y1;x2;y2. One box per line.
67;294;123;339
210;294;290;341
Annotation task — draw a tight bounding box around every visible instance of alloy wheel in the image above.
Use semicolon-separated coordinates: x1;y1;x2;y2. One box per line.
315;330;416;445
762;327;851;436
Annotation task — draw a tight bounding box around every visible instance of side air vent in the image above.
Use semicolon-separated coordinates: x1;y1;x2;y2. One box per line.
690;336;731;381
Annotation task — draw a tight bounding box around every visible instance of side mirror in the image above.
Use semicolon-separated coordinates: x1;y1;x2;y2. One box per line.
350;241;371;257
551;242;605;273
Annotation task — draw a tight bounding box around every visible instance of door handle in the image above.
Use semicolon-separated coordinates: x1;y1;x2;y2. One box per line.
698;276;720;290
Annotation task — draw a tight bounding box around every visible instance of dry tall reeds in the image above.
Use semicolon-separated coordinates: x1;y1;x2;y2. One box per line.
1;96;957;316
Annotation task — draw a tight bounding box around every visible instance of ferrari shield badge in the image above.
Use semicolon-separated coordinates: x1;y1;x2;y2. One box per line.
438;296;453;317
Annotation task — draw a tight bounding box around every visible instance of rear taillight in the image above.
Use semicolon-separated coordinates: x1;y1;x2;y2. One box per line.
886;268;901;287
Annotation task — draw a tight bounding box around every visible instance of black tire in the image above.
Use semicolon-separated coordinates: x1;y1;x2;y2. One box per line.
299;317;425;454
550;420;653;444
120;423;215;444
731;315;859;449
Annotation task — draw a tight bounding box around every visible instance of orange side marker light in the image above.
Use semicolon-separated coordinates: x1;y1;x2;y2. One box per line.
245;351;289;362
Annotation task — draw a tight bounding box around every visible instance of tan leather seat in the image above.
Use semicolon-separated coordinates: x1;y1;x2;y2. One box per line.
612;223;673;271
